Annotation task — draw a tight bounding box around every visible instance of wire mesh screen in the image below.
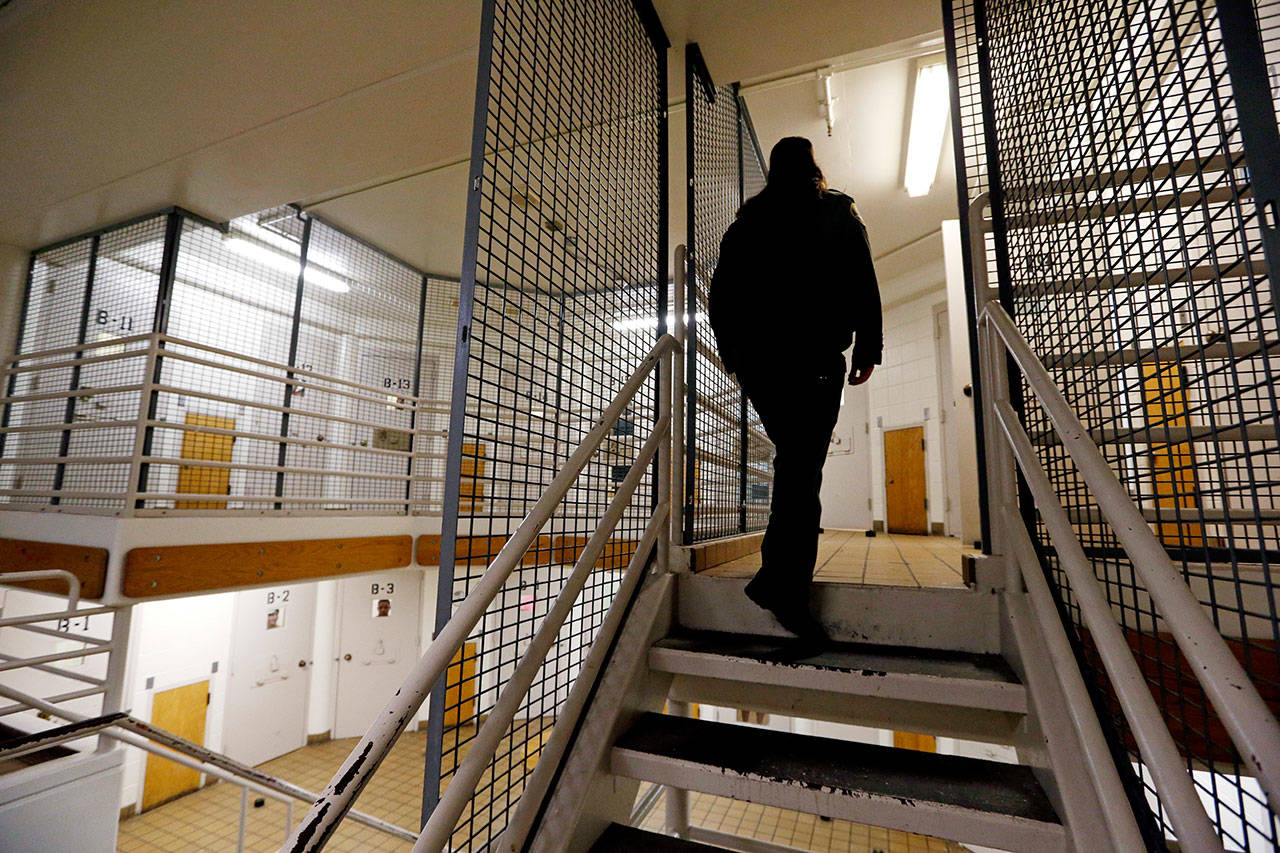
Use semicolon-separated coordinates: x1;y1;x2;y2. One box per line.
0;216;166;512
2;207;456;516
685;44;774;542
427;0;666;846
948;0;1280;847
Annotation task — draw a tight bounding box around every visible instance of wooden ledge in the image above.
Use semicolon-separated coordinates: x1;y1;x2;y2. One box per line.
123;535;412;598
0;538;109;599
689;532;764;573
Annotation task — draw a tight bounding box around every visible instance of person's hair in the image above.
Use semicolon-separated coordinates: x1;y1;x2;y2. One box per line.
765;136;827;197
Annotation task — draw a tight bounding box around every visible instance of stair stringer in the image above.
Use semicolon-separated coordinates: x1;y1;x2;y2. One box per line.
497;571;676;853
1000;588;1144;852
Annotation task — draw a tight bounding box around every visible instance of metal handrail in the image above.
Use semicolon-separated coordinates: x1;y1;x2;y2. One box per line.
980;301;1280;841
283;333;680;852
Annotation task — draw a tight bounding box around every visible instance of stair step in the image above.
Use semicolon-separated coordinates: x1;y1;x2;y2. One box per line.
1046;337;1278;368
651;630;1026;713
1033;422;1278;446
677;575;1000;653
612;713;1065;852
589;824;725;852
1028;256;1249;295
1005;184;1246;229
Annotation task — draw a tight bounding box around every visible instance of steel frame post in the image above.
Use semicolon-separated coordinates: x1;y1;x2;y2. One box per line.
0;253;36;463
274;212;311;509
407;273;429;513
134;210;183;509
683;44;703;546
422;0;498;826
1218;0;1280;309
51;234;101;504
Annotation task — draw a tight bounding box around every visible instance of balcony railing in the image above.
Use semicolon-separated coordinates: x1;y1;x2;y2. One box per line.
0;333;448;517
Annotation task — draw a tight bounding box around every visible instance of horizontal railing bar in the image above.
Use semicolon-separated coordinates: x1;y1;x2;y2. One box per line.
417;426;669;851
148;382;423;427
0;685;108;720
994;400;1223;851
984;302;1280;809
1005;185;1248;229
138;456;424;483
0;419;138;435
0;569;81;609
131;507;443;518
155;334;449;405
0;651;107;686
0;606;116;628
132;492;418;506
0;348;147;378
0;505;124;516
0;383;145;406
1023;257;1250;295
1033;423;1278;446
0;646;111;671
152;351;429;413
9;621;110;645
140;419;439;458
1067;507;1280;524
283;333;680;853
0;334;155;365
1005;151;1238;196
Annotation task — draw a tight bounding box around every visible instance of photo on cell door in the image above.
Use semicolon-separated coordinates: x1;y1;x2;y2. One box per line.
266;608;284;629
372;599;392;618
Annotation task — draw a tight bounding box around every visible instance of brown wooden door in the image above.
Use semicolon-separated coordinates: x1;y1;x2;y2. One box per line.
1141;362;1204;546
884;426;928;535
443;641;478;728
459;443;487;513
894;731;937;752
142;679;209;810
175;413;235;509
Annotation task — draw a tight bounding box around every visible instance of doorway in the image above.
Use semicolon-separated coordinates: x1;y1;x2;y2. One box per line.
333;568;422;738
175;413;235;509
884;426;928;535
222;584;316;766
142;679;209;810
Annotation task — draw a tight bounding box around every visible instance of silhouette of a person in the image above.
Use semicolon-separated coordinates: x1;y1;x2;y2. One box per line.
709;136;882;644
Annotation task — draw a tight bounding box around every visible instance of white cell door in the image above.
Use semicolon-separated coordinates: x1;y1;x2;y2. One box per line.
333;569;422;739
223;584;316;766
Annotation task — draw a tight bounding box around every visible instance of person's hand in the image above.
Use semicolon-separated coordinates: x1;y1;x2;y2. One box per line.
848;364;874;386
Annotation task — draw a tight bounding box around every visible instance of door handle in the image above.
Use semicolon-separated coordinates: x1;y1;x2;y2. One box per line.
343;653;352;661
298;660;307;668
887;478;895;484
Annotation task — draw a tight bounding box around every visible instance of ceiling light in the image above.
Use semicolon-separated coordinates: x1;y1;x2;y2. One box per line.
611;312;706;332
225;237;350;293
904;62;950;198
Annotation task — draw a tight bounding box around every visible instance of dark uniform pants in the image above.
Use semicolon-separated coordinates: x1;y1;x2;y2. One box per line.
737;365;844;601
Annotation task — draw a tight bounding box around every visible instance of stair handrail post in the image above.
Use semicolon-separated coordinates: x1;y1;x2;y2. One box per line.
282;334;680;853
968;194;1018;589
671;244;687;551
982;299;1280;814
657;335;673;573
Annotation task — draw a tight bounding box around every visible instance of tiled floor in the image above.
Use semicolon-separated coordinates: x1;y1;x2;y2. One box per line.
119;727;975;852
704;530;972;589
637;787;971;852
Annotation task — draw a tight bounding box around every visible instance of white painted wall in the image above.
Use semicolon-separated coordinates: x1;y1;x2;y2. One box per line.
118;592;236;811
820;377;873;530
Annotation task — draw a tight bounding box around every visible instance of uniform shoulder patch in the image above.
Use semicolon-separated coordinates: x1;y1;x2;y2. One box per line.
849;199;866;226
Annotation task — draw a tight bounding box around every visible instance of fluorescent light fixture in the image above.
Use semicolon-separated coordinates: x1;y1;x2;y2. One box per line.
611;312;707;333
225;237;350;293
904;62;950;198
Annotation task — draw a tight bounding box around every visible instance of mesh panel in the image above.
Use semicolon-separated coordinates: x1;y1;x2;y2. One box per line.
948;0;1280;847
685;45;774;542
3;207;455;516
428;0;666;847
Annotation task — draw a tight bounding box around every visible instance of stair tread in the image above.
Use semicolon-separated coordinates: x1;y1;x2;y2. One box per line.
654;630;1020;685
590;824;726;852
614;713;1061;827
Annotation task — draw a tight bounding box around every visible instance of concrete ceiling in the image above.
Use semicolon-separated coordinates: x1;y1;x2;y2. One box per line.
0;0;952;302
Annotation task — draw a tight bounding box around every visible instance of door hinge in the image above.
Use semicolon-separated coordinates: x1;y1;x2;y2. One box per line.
921;438;926;450
924;498;929;509
206;692;211;706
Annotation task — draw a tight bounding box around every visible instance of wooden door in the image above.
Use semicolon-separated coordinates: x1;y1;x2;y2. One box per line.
142;680;209;810
884;426;928;534
894;731;937;752
459;443;486;513
175;413;235;509
444;641;478;728
1141;362;1204;546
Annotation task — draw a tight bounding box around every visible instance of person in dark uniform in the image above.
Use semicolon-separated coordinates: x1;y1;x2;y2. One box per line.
709;136;882;644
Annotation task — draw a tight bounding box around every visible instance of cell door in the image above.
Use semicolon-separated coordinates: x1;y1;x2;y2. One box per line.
175;413;235;509
333;568;421;738
222;584;316;766
884;426;928;535
142;679;209;810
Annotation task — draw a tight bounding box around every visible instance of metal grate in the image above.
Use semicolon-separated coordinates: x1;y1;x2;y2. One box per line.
1;207;456;516
948;0;1280;848
685;44;774;542
424;0;668;847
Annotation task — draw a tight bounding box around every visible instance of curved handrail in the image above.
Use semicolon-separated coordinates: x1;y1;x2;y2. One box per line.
981;301;1280;813
283;333;680;852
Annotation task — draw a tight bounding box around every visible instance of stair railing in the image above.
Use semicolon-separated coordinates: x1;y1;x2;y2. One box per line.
282;333;679;853
970;196;1280;850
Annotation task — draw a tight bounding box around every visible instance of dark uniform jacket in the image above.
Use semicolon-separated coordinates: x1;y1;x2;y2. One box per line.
707;188;882;378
